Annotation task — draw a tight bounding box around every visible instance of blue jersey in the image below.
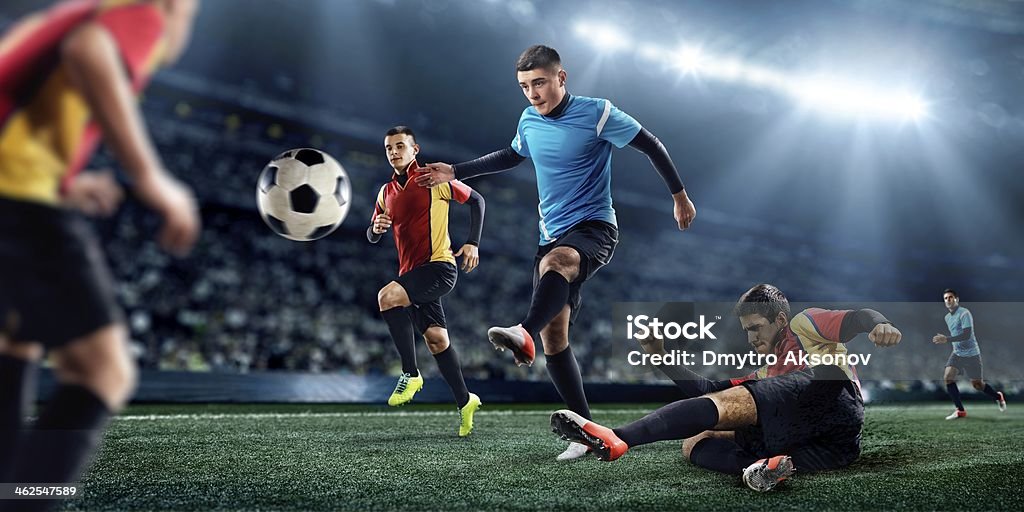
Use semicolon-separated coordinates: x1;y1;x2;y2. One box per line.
945;306;979;357
510;95;641;244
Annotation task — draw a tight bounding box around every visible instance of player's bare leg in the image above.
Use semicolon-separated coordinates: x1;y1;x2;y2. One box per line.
6;324;135;504
944;365;966;419
488;247;580;366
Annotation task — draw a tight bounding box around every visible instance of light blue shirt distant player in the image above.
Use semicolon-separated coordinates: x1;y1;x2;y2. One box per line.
944;306;980;357
510;95;641;243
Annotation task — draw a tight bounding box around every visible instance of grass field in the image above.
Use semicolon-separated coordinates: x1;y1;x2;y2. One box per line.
61;402;1021;511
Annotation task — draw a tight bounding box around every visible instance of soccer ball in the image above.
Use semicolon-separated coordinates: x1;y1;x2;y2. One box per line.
256;148;351;241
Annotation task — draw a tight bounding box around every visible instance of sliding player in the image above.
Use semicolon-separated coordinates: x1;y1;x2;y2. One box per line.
550;284;902;491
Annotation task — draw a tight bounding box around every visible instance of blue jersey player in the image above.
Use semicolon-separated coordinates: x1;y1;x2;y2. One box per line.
416;45;696;460
933;288;1006;419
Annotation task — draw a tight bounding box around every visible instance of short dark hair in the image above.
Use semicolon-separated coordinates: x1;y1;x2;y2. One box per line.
943;288;958;298
385;125;416;143
734;284;791;321
516;45;561;73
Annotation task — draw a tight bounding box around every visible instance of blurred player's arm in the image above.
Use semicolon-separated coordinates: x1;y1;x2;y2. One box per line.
61;170;124;217
415;148;526;187
628;127;695;230
0;12;43;57
61;22;198;256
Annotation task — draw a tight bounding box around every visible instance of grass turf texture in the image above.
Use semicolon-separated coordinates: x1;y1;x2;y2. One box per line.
63;403;1021;511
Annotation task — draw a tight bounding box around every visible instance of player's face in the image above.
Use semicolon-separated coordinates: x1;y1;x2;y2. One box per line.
517;67;567;116
944;292;958;310
161;0;200;65
383;134;419;173
739;313;786;355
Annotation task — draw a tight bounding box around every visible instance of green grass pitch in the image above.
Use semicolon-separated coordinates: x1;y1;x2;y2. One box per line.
62;402;1022;511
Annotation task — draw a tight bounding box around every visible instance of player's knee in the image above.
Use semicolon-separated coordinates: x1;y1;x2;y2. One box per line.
539;249;580;281
377;282;406;311
682;433;710;460
423;327;449;354
971;380;984;391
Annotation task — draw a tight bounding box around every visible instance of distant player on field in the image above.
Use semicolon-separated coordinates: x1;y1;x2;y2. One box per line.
933;288;1006;420
0;0;201;509
368;125;484;436
549;284;902;491
416;44;696;460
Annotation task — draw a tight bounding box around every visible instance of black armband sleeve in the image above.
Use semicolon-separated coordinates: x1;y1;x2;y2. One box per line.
367;225;382;243
452;147;526;180
464;189;485;246
628;127;685;194
948;327;972;342
839;308;892;343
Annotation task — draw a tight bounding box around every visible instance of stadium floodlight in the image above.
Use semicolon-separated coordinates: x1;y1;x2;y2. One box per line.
790;77;928;120
574;21;631;52
571;19;930;121
674;45;704;73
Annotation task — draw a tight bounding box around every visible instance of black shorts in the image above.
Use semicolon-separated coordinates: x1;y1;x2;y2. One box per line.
534;220;618;324
395;261;457;334
0;197;122;347
946;353;984;379
734;365;864;472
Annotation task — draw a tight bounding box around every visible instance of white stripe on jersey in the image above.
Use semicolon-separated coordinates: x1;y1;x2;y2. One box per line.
596;99;611;136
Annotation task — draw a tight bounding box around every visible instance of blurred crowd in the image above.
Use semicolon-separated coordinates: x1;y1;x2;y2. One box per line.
81;87;1019;384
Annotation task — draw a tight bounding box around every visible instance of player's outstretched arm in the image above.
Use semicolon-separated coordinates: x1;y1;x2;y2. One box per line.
61;22;199;256
627;128;695;231
838;309;902;346
415;147;527;188
934;327;969;344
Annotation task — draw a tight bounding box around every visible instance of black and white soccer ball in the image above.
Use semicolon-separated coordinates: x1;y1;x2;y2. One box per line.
256;148;351;241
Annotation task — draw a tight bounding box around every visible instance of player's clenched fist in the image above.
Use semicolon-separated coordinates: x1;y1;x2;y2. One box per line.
869;323;902;347
372;208;392;234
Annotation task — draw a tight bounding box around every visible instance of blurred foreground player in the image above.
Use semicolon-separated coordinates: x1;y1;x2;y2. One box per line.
368;126;484;436
550;284;902;491
933;288;1006;420
0;0;200;509
417;44;695;460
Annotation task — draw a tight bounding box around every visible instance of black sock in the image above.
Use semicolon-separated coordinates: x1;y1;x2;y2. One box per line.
689;436;758;475
982;383;1001;400
10;385;111;491
0;355;36;482
613;397;719;448
545;345;591;420
522;272;570;340
947;382;964;411
381;307;418;376
433;346;470;408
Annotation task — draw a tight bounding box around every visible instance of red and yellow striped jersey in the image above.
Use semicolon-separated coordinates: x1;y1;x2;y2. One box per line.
372;160;474;275
736;308;862;393
0;0;166;204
